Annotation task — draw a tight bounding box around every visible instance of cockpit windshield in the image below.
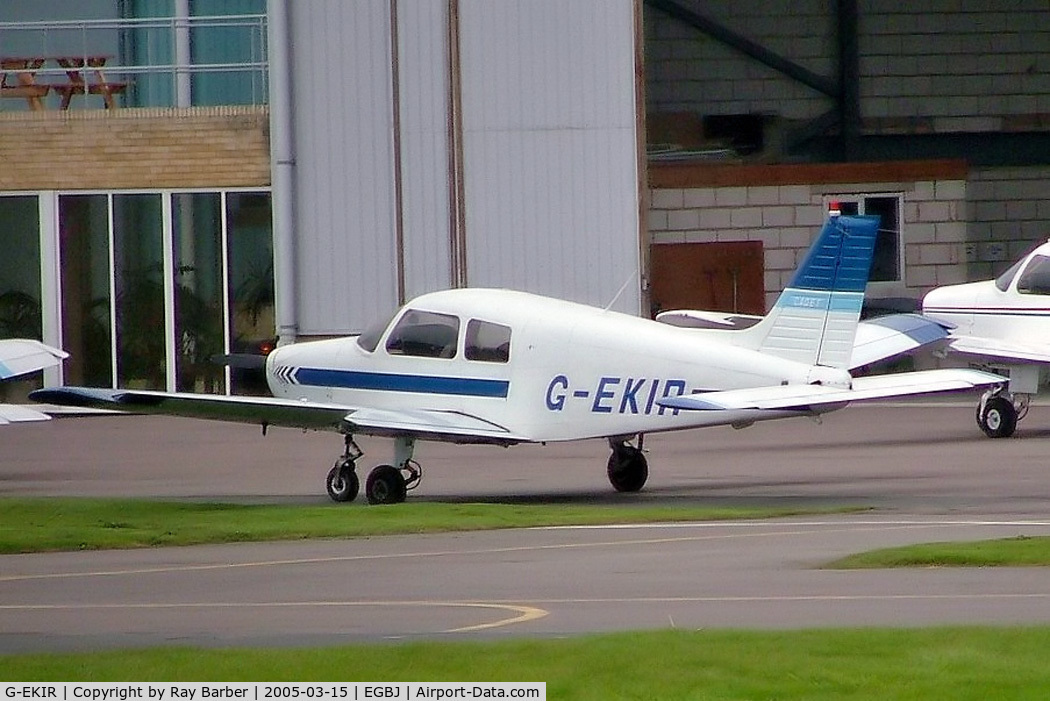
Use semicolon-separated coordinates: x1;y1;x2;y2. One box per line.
355;312;396;352
1016;255;1050;295
995;257;1025;292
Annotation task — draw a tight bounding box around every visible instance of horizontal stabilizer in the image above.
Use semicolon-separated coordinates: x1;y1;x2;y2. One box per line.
850;313;951;370
657;368;1005;412
0;339;68;380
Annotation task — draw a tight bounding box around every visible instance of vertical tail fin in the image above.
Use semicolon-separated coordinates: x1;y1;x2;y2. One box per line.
744;214;881;369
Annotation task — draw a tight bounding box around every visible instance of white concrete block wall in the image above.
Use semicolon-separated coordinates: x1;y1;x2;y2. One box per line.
646;0;1050;126
644;0;835;119
649;176;968;310
968;166;1050;279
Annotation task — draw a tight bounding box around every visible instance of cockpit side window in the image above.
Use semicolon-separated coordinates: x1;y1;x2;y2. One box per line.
385;310;460;358
1016;255;1050;295
465;319;511;363
995;258;1026;292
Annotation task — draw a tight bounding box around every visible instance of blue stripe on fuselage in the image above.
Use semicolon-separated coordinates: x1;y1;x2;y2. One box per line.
293;368;510;398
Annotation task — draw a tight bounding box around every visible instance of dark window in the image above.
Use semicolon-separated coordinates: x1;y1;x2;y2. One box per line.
1016;255;1050;295
465;319;511;363
831;195;901;283
385;310;460;358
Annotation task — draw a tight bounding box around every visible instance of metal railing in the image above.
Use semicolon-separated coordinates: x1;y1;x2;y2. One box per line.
0;14;268;110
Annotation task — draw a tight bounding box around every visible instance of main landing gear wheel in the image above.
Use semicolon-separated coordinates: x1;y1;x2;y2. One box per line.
366;464;408;505
326;461;360;502
607;439;649;493
978;395;1018;438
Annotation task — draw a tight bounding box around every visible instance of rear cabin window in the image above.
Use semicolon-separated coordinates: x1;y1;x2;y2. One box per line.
385;310;460;358
465;319;511;363
1017;255;1050;295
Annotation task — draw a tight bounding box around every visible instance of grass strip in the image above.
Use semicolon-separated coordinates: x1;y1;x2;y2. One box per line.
5;627;1050;699
0;498;854;554
827;535;1050;569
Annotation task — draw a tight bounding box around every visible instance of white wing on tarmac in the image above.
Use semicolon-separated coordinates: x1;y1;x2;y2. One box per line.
657;368;1005;412
0;339;67;380
28;387;528;445
0;339;69;424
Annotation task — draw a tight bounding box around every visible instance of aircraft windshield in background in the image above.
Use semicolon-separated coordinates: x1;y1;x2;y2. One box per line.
923;238;1050;437
31;213;1002;504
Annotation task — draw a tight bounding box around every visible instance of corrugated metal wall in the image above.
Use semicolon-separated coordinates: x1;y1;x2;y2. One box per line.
290;0;399;334
288;0;642;334
397;0;454;300
458;0;642;313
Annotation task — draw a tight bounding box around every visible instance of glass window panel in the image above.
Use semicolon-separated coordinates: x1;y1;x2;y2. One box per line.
386;310;460;358
864;196;901;283
1017;256;1050;295
59;194;112;387
113;193;166;390
227;191;273;395
173;192;226;393
0;196;43;401
465;319;511;363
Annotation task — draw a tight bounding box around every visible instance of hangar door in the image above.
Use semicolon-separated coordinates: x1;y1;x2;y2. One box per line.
649;241;764;317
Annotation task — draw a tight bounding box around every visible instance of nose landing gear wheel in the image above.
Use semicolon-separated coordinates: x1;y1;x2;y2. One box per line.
326;461;360;502
366;464;408;505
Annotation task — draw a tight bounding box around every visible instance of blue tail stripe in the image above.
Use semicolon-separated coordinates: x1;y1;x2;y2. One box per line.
788;215;881;293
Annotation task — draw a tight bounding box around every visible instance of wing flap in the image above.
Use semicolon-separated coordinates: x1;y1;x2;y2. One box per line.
659;368;1005;412
345;407;527;444
29;386;528;444
30;387;352;431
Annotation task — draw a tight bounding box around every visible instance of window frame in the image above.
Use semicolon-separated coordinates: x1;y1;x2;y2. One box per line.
824;193;904;285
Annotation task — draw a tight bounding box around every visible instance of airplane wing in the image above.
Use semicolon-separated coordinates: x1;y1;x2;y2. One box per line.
28;387;527;444
940;335;1050;364
657;368;1005;412
0;339;68;380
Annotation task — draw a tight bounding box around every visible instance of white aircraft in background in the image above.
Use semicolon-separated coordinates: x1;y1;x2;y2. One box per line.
0;339;68;424
923;238;1050;438
31;213;1002;504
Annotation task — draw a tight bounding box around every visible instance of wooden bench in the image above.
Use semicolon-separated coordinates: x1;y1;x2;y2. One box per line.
52;80;128;110
0;57;48;110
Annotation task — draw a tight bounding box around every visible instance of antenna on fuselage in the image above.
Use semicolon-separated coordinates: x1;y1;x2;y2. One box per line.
604;270;637;311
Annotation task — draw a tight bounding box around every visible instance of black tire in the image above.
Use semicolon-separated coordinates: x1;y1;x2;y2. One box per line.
979;396;1018;438
326;462;360;502
607;447;649;492
366;464;408;505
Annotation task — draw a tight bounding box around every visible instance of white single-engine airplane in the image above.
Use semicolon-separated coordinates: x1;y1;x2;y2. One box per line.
0;338;68;425
923;238;1050;437
31;214;1002;504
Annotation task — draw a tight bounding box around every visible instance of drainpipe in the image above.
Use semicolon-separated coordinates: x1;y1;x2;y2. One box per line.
267;0;298;346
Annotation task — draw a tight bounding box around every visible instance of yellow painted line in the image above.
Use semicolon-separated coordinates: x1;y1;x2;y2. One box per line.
0;600;548;634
